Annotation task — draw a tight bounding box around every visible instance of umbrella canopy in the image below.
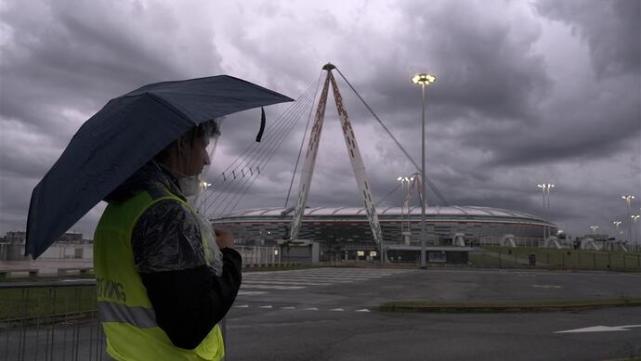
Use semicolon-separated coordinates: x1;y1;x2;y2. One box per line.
26;75;293;258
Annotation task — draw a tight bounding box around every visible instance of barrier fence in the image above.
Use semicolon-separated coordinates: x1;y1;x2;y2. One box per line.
0;280;104;361
469;247;641;272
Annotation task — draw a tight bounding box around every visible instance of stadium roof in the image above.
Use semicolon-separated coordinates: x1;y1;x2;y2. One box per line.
220;206;543;221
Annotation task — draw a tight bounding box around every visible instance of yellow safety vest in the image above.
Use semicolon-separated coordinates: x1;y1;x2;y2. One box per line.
94;187;224;361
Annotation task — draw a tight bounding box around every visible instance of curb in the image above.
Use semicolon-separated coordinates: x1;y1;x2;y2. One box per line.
378;299;641;313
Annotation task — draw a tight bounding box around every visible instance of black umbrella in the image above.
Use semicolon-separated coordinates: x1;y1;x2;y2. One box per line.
26;75;292;258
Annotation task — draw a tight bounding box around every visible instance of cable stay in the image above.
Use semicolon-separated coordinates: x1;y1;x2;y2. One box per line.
209;87;316;217
214;93;315;217
335;68;449;206
197;76;320;218
284;72;323;209
195;79;319;212
202;90;315;217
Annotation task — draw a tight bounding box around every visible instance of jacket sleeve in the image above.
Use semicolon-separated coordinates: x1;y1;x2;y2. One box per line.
139;249;242;349
131;200;242;349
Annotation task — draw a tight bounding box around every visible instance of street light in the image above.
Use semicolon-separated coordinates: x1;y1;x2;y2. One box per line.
589;225;599;234
622;195;635;244
537;183;554;245
631;214;640;246
412;72;436;268
397;176;410;236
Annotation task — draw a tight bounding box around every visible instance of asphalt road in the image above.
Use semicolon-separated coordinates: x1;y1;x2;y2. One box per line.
224;268;641;361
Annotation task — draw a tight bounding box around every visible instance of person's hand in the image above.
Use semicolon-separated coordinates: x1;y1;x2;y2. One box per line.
214;228;234;249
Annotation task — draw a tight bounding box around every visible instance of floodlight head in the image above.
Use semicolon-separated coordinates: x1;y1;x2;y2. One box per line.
412;73;436;85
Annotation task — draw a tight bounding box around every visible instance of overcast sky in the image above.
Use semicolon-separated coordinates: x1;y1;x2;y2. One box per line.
1;0;639;241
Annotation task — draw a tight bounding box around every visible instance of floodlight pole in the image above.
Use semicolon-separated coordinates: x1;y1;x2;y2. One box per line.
622;195;635;245
420;84;427;267
412;73;436;268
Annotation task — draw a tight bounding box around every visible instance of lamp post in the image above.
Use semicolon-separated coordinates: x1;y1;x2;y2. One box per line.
590;225;599;234
622;195;635;244
412;73;436;268
537;183;554;245
397;176;410;236
612;220;622;238
631;214;640;247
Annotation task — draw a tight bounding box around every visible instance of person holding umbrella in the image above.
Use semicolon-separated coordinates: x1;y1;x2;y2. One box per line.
25;75;293;360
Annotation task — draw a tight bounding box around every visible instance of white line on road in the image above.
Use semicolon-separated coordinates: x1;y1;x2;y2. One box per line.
280;306;296;310
303;307;319;311
355;309;370;312
259;305;273;309
237;291;267;296
244;277;357;282
240;284;305;290
556;325;641;333
330;308;344;312
234;304;249;308
532;284;562;289
242;280;332;286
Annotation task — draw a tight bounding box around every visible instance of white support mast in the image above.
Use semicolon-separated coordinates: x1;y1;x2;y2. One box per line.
289;64;385;260
289;67;332;242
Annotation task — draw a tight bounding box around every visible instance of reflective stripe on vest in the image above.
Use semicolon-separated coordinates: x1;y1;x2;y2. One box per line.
98;301;157;329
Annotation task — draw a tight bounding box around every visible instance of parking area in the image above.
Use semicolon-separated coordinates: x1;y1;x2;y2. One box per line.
226;268;641;361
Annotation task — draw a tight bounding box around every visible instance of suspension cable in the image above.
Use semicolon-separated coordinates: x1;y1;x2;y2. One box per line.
219;93;311;215
284;71;323;208
197;82;317;212
215;91;316;217
202;85;316;217
334;67;450;206
204;98;311;217
375;181;403;207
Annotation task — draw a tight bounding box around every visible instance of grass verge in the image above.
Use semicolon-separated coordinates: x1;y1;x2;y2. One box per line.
378;298;641;313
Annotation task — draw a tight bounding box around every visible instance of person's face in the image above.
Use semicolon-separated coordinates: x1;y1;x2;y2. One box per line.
179;135;210;177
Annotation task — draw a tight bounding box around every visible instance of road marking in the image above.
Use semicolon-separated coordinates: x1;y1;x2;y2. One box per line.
303;307;319;311
238;291;267;296
241;284;305;290
355;309;370;312
330;308;344;312
259;305;273;309
234;304;249;308
242;280;332;286
245;277;355;283
556;325;641;333
532;284;562;289
280;306;296;310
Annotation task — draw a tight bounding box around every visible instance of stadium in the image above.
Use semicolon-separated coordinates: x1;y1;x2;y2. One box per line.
212;206;558;262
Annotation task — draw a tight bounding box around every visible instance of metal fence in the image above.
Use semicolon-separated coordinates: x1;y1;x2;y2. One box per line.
0;280;105;361
469;248;641;272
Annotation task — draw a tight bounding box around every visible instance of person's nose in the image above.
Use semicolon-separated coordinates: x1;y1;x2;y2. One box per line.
204;151;211;166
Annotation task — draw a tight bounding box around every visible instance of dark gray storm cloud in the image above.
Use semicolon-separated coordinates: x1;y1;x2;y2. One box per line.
0;0;224;235
0;0;639;239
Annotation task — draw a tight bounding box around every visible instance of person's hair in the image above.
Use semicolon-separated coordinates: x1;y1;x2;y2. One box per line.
154;120;219;163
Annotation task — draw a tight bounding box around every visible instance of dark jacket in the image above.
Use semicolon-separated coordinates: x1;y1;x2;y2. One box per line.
105;161;242;349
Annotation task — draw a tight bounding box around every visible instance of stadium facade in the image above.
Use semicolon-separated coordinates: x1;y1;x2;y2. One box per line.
212;206;558;259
